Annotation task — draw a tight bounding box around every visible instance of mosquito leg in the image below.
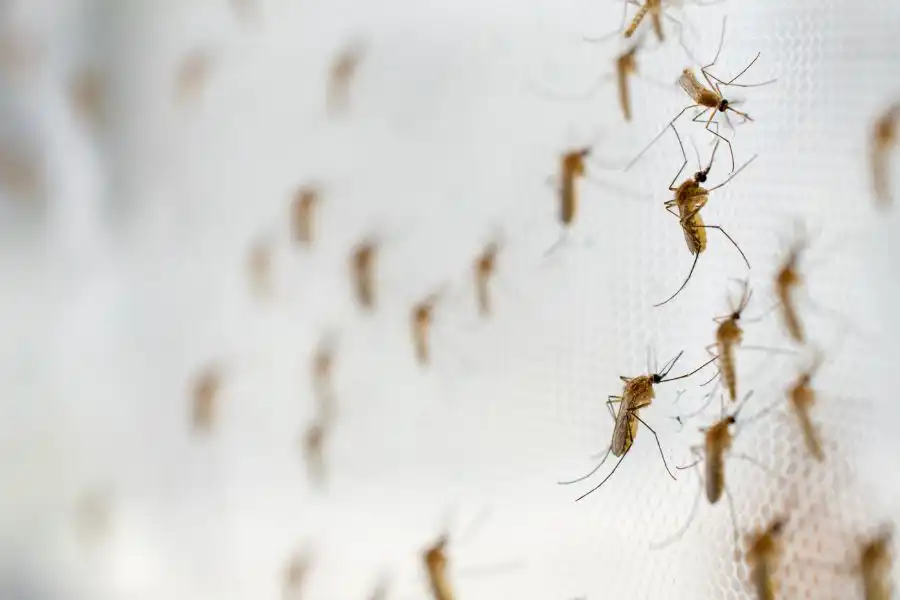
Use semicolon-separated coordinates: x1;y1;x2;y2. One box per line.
607;395;623;421
626;104;702;171
650;476;703;549
723;484;741;561
704;111;735;172
665;203;680;218
668;124;689;191
574;454;627;501
634;413;676;481
653;251;699;307
698;225;750;268
702;16;728;75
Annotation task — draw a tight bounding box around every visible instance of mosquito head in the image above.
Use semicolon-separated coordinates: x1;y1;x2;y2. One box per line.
725;415;737;426
718;98;729;113
694;168;710;184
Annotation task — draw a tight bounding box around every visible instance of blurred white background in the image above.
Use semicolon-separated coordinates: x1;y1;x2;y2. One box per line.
2;0;900;599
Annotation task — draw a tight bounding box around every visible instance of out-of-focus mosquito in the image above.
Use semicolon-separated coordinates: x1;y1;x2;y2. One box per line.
786;351;826;462
558;351;719;501
312;334;337;424
655;126;753;306
474;240;500;318
248;235;274;299
68;67;106;130
706;279;753;402
350;237;378;310
412;288;448;366
292;186;319;247
871;102;900;207
283;548;313;600
628;17;776;173
775;231;807;344
424;533;454;600
302;419;328;486
174;49;214;106
858;527;894;600
745;516;786;600
328;41;366;117
191;362;222;433
653;391;783;549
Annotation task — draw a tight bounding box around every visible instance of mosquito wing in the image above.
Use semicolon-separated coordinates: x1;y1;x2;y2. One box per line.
678;69;710;104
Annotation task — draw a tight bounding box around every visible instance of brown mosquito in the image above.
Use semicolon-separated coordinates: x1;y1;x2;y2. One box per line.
655;126;753;306
871;102;900;207
292;185;319;247
350;238;378;310
191;363;222;433
474;240;500;318
627;17;776;173
558;351;719;501
328;41;366;117
653;391;783;550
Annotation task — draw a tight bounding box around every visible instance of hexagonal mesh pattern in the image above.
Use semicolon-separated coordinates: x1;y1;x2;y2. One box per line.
1;0;899;599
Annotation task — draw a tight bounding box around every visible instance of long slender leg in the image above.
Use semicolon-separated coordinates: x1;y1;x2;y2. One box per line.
668;124;689;191
626;104;702;171
697;225;750;268
653;251;699;307
574;453;627;501
723;484;741;560
634;413;676;480
704;109;735;172
606;396;623;421
651;449;705;549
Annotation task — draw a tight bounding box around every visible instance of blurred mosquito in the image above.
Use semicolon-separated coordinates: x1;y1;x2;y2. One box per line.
292;185;320;247
412;287;449;366
655;126;754;306
859;527;893;600
786;351;827;462
283;547;313;600
191;362;223;433
174;48;214;106
248;235;274;299
870;102;900;207
312;334;338;424
628;17;776;173
558;351;719;501
474;239;501;318
775;229;807;344
328;40;366;117
302;418;328;487
653;390;783;550
350;237;378;310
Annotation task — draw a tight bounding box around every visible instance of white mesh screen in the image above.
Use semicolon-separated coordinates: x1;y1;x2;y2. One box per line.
2;0;900;599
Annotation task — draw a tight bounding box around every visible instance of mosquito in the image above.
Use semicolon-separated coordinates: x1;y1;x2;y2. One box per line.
616;44;640;122
473;240;501;318
191;363;222;433
328;41;366;117
558;351;719;501
412;289;446;366
706;279;753;402
655;126;753;306
871;102;900;207
174;48;214;106
786;351;826;462
69;67;106;130
745;516;786;600
248;235;273;299
312;335;337;424
292;185;319;247
350;238;378;310
653;391;783;549
859;527;893;600
424;533;454;600
302;419;328;487
283;548;313;600
628;17;775;173
775;232;807;344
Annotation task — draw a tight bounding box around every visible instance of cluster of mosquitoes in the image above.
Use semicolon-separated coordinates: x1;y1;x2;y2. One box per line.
34;1;896;599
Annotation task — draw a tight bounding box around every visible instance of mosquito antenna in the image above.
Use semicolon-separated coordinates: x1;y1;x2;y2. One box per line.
690;136;702;171
677;389;717;420
705;154;757;192
653;252;699;307
662;354;719;383
735;397;783;435
707;16;728;70
731;390;756;421
558;447;612;485
658;350;684;379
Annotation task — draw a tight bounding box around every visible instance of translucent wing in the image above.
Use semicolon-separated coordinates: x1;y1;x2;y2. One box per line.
678;69;710;103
